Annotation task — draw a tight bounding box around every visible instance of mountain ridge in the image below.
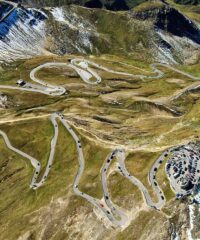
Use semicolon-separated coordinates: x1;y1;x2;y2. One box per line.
0;0;199;64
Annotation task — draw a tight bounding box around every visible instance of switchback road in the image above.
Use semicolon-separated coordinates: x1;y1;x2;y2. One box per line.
0;58;200;228
1;58;199;98
0;112;171;228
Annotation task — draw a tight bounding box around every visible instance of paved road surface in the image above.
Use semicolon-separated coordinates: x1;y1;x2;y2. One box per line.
0;58;200;227
0;113;128;227
0;114;59;189
0;112;123;227
1;112;199;227
1;57;199;99
0;112;170;227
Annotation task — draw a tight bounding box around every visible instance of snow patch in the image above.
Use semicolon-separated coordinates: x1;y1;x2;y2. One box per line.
0;8;47;62
51;7;67;24
0;20;46;62
187;204;200;240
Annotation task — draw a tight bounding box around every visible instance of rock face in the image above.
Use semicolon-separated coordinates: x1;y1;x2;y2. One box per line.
132;4;200;64
133;5;200;44
155;8;200;44
48;6;98;55
0;93;12;108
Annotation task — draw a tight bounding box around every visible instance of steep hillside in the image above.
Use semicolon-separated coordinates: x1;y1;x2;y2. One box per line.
0;1;199;64
0;3;47;61
47;6;154;60
132;2;200;63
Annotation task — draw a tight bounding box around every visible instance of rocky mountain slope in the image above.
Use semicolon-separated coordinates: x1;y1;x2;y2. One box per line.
0;0;199;64
0;3;47;62
132;2;200;63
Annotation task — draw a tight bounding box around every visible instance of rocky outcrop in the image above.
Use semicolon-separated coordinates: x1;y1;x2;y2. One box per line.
0;1;199;64
0;93;13;108
0;3;47;62
132;4;200;64
132;5;200;44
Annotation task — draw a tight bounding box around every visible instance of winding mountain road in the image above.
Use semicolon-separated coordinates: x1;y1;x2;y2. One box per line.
0;58;200;228
0;112;171;228
3;112;195;227
0;57;199;99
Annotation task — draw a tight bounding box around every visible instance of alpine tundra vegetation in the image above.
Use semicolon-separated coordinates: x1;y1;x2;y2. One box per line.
0;0;200;240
